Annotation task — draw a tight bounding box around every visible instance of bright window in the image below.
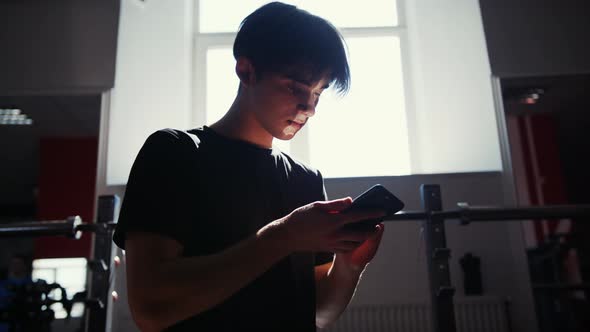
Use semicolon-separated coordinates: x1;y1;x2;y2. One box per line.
205;47;237;125
308;36;410;177
194;0;410;177
199;0;398;32
32;258;87;319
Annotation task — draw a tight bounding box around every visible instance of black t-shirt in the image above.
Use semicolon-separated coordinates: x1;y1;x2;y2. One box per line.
113;126;331;331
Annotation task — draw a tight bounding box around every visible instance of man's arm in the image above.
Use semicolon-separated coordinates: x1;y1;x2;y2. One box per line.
314;257;362;329
126;227;289;332
125;199;384;332
315;224;385;328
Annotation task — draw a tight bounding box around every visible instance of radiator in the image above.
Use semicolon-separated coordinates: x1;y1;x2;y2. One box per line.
320;297;510;332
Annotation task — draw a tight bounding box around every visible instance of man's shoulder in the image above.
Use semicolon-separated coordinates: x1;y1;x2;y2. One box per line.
146;127;203;150
131;128;207;171
276;150;322;179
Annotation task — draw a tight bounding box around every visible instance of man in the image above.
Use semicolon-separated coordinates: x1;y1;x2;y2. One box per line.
113;2;386;331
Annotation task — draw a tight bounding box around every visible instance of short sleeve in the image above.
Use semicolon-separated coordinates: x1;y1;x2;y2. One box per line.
113;129;196;249
315;170;334;266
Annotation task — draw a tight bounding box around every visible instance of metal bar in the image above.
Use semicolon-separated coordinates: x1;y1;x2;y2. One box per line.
532;283;590;291
381;205;590;223
436;204;590;224
421;184;457;332
0;216;82;238
77;223;117;233
384;210;428;221
86;195;120;332
7;204;583;231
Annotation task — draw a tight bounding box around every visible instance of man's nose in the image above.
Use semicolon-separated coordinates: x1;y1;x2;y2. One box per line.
296;94;316;117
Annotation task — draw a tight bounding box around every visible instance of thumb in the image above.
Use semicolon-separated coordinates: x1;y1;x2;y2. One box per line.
373;223;385;241
369;223;385;243
316;197;353;213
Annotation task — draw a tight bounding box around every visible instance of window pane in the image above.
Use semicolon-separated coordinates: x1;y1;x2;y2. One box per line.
32;258;87;319
203;37;410;177
199;0;398;33
205;48;291;153
272;137;291;154
206;48;238;124
308;36;410;178
32;268;55;283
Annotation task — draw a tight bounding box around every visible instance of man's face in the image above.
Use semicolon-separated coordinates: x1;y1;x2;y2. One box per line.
249;70;330;141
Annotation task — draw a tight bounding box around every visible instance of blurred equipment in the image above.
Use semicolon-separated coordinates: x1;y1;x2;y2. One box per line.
0;195;119;332
1;279;70;332
460;252;483;296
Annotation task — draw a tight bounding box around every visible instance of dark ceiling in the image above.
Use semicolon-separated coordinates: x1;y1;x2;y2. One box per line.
502;74;590;205
0;95;101;220
502;74;590;116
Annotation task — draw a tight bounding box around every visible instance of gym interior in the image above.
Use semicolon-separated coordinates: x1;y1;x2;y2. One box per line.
1;1;589;331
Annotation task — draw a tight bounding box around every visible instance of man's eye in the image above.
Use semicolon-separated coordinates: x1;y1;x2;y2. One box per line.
288;85;303;95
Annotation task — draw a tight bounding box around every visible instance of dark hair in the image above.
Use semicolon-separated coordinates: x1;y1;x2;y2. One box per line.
233;2;350;94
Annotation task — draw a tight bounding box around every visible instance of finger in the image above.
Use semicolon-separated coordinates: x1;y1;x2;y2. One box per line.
333;241;362;252
337;209;387;225
367;223;385;245
375;223;385;234
333;229;374;243
315;197;353;213
334;249;351;254
372;223;385;243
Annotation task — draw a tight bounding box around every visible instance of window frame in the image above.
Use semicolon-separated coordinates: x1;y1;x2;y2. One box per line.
191;0;417;176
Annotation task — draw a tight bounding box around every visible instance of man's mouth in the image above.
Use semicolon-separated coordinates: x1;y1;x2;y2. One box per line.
293;113;308;124
284;121;300;136
288;120;304;126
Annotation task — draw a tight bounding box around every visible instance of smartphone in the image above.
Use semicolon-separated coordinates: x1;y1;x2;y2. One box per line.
341;184;404;232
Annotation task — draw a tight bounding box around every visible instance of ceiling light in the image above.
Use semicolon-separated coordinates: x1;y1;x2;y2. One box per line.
0;108;33;126
519;88;545;105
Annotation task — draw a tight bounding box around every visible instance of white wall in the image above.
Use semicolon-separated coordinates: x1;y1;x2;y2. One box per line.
105;0;505;185
406;0;503;174
106;173;537;332
102;2;536;331
325;174;537;332
105;1;193;328
106;0;193;185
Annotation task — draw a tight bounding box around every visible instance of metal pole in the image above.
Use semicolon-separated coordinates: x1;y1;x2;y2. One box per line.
434;203;590;224
421;184;456;332
385;210;428;221
383;205;590;224
0;216;82;238
86;195;119;332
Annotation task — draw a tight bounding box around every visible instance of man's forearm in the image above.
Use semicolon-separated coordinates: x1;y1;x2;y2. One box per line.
315;255;363;329
128;224;291;331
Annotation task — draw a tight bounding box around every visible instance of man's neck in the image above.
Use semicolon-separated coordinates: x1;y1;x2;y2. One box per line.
209;98;273;149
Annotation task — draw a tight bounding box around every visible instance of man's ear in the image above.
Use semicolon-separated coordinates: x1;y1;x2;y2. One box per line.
236;57;257;88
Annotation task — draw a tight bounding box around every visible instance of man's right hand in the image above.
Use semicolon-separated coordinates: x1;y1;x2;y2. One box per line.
264;197;386;254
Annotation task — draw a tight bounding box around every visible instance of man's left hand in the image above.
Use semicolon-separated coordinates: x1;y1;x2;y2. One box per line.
336;223;385;272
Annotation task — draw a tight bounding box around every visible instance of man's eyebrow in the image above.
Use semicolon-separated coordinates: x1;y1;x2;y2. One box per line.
285;73;310;85
285;74;330;90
